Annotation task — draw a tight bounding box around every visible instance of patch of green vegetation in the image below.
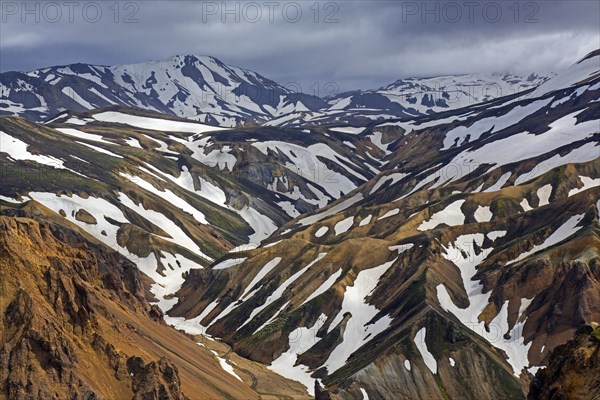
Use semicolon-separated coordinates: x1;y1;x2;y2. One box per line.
199;202;249;238
0;199;21;207
436;381;450;400
243;308;291;344
492;198;506;216
547;165;566;183
201;239;234;261
1;159;109;196
591;326;600;342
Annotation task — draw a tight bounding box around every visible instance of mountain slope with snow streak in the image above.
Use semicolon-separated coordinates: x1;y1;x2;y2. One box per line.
169;51;600;400
0;55;326;125
0;106;383;325
2;54;557;130
263;72;554;128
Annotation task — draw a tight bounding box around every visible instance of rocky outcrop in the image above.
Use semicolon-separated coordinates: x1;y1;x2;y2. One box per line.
128;357;186;400
528;323;600;400
0;210;260;399
74;208;97;224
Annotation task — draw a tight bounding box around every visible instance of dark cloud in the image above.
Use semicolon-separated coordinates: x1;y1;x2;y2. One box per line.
1;1;598;92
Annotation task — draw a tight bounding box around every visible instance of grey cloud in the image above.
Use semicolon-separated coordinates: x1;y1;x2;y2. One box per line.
0;0;598;92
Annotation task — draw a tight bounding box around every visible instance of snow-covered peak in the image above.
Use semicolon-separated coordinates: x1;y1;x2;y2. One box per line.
535;49;600;96
1;54;326;125
262;71;558;128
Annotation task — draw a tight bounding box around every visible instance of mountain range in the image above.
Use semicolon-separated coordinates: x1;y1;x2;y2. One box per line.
1;55;553;127
0;49;599;399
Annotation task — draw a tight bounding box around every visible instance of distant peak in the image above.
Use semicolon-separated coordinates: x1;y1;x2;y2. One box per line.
577;49;600;64
168;54;221;64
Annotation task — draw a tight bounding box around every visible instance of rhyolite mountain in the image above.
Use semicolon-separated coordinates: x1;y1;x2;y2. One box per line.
1;55;552;128
0;55;327;126
0;49;599;400
166;50;600;399
0;104;387;325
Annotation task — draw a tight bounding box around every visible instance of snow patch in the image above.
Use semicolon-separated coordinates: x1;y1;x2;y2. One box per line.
379;208;399;220
359;214;373;226
240;253;326;331
93;111;225;133
515;142;600;184
418;200;465;231
299;194;363;226
487;231;507;241
484;172;511;192
414;327;437;374
76;141;123;158
324;258;398;374
359;388;370;400
301;269;343;305
370;173;408;194
315;226;329;238
240;257;282;300
210;350;243;381
506;214;584;265
268;314;328;395
213;257;247;270
537;184;552;206
330;126;366;134
474;205;493;222
568;176;600;196
334;216;354;235
520;198;533;211
1;131;66;167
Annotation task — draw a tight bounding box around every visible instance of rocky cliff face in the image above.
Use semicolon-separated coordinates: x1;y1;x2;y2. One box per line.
0;205;262;400
528;323;600;400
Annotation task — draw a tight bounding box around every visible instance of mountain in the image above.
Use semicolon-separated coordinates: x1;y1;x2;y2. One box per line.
370;72;553;113
263;72;555;127
166;50;600;398
0;102;389;347
0;201;299;399
1;55;553;129
0;55;326;126
0;110;321;397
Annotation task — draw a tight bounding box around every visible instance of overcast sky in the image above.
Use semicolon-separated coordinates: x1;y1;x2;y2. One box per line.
1;1;598;92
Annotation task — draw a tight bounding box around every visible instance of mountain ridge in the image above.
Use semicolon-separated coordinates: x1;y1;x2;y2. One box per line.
0;54;327;126
1;54;555;128
166;50;600;398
